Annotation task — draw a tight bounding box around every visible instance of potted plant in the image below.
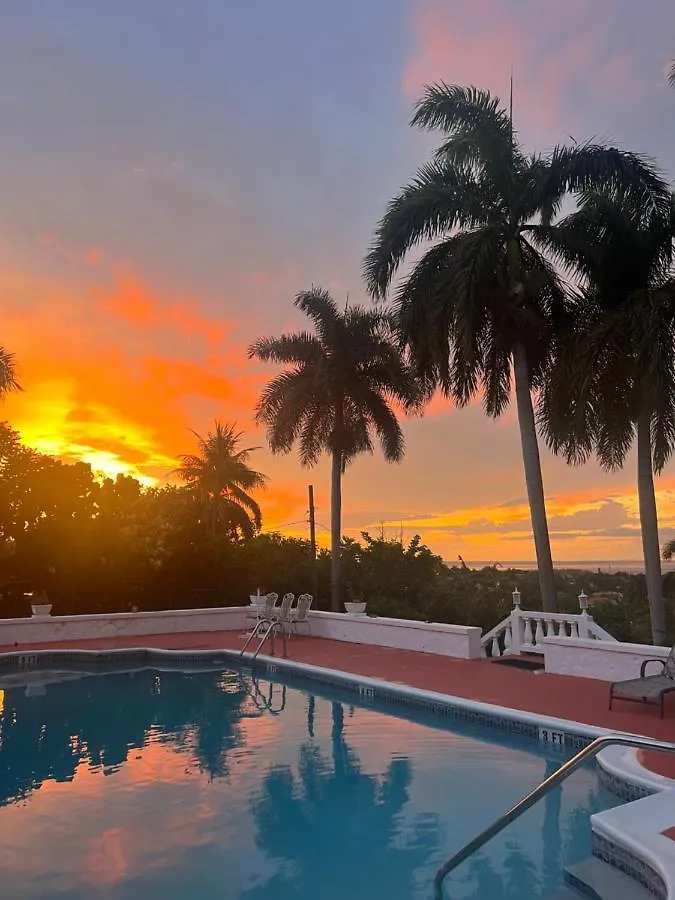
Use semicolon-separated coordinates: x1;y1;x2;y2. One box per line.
344;583;367;616
28;590;52;617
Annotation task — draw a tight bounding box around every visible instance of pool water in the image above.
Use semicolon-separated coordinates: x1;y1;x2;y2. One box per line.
0;667;620;899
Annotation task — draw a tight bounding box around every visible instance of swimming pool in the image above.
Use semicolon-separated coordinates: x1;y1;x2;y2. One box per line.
0;666;620;899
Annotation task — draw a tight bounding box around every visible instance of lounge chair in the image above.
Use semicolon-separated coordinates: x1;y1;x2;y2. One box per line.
289;594;313;635
609;645;675;718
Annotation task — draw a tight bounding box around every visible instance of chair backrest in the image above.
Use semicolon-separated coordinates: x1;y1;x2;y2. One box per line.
263;592;278;615
294;594;313;620
666;645;675;679
278;593;295;620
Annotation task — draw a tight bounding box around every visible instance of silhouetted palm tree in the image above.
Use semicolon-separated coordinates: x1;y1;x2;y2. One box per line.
249;288;421;610
539;190;675;644
364;83;668;612
175;421;267;539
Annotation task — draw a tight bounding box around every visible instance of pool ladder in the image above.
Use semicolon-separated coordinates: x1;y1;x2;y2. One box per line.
433;733;675;899
239;617;287;660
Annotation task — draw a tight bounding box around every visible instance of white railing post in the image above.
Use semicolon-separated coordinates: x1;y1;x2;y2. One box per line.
509;589;524;654
577;589;590;639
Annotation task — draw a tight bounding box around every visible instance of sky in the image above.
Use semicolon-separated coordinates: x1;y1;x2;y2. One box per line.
1;0;675;563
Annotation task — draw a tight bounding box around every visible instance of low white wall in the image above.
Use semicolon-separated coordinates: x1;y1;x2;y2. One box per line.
307;611;482;659
0;606;249;647
543;636;671;682
0;607;482;659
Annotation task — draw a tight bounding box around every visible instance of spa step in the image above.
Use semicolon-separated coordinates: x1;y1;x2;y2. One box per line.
565;857;654;900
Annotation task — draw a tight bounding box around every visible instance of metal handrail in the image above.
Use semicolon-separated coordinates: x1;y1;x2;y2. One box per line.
239;617;287;660
433;733;675;899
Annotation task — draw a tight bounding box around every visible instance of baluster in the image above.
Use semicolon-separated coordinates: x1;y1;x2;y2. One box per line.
523;617;534;647
504;624;512;651
534;620;545;645
545;619;553;637
491;635;502;658
570;620;579;638
557;620;566;637
481;644;488;657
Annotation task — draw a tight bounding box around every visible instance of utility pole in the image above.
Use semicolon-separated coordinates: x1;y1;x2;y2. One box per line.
308;484;318;605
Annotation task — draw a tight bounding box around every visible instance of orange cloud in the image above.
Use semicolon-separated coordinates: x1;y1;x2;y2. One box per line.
97;267;228;345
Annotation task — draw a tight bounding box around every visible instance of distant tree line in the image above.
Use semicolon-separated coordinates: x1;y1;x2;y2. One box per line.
0;420;670;642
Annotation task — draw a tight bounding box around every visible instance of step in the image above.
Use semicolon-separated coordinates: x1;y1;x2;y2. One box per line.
565;857;655;899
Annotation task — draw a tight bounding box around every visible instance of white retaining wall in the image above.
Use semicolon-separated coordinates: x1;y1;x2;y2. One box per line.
0;607;249;647
543;636;671;682
307;611;482;659
0;607;482;659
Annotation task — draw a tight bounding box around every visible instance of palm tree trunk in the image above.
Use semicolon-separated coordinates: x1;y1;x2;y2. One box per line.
331;701;345;776
636;409;666;645
330;449;342;612
513;342;557;612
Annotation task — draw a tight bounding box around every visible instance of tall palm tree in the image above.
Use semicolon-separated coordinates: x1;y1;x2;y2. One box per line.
175;421;266;539
539;190;675;644
249;288;421;611
363;83;668;612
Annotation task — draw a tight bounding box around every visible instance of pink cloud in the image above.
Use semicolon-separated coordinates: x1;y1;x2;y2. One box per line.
402;0;643;148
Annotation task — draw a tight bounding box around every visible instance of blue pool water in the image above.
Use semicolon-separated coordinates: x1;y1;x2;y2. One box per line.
0;666;620;899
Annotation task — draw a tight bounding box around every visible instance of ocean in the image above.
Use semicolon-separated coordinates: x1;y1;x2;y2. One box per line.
447;559;675;575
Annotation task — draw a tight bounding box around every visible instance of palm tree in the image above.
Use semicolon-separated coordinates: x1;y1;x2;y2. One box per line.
668;60;675;87
363;83;668;612
175;421;267;539
249;288;421;611
0;348;20;399
663;538;675;560
539;190;675;644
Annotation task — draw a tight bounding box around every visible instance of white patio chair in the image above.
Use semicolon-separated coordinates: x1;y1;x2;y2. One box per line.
289;594;312;635
272;593;295;634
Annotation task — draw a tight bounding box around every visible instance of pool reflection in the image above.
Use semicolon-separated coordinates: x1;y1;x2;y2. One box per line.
242;699;441;900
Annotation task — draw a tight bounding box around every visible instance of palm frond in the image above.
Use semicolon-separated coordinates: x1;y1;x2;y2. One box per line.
544;143;669;220
248;332;322;364
227;484;263;530
411;84;526;205
394;227;504;401
363;162;497;299
0;348;21;397
294;287;343;348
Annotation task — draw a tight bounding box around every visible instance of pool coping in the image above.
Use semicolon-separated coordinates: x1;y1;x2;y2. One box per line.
1;642;674;898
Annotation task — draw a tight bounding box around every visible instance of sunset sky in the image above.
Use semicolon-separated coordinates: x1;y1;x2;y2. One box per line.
1;0;675;562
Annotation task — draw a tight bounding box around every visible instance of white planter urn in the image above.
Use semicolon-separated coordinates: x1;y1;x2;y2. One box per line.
344;601;367;616
31;604;52;617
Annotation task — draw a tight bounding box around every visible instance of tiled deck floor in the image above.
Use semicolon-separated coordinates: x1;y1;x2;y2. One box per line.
2;629;675;781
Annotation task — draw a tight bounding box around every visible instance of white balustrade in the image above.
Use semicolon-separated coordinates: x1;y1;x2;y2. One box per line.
480;589;617;658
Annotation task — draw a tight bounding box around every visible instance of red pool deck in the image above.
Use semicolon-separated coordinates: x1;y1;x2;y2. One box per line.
2;629;675;781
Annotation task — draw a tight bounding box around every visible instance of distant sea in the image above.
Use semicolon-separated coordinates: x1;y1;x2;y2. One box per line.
446;559;675;575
